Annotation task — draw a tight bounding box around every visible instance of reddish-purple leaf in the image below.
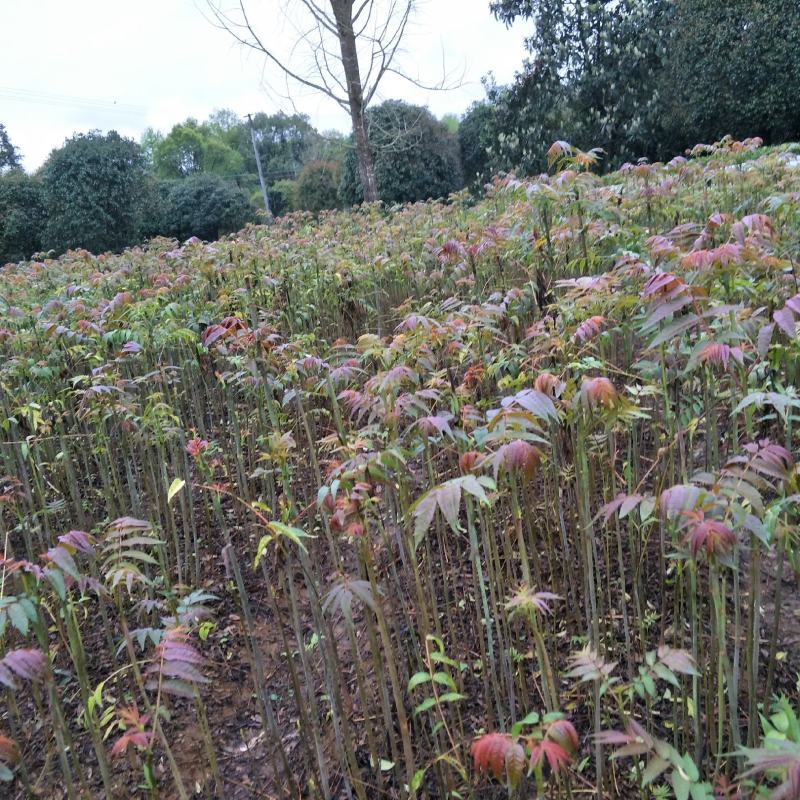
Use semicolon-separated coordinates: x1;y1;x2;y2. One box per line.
774;307;796;338
2;648;46;684
44;546;80;580
656;646;698;676
58;530;95;555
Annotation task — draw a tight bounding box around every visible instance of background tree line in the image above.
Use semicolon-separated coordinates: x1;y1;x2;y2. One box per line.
0;102;462;263
2;0;800;263
461;0;800;186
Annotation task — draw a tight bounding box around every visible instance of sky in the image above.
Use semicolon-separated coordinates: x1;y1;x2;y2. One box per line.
0;0;529;171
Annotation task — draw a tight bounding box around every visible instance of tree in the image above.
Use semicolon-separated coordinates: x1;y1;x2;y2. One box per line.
488;0;800;169
220;111;321;182
487;1;676;168
458;101;496;189
0;172;44;262
311;129;349;164
140;127;163;169
135;175;172;241
0;124;21;173
661;0;800;150
160;174;254;242
42;131;147;255
206;107;243;134
295;161;340;213
269;178;298;216
206;0;444;203
440;113;460;134
339;100;463;205
153;119;244;180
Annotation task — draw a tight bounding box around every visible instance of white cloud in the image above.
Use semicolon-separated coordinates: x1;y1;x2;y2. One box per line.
0;0;528;170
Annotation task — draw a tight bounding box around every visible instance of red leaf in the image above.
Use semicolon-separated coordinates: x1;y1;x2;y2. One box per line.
530;739;572;774
659;484;707;519
471;733;513;780
547;719;579;754
111;730;152;758
0;735;20;764
574;315;606;343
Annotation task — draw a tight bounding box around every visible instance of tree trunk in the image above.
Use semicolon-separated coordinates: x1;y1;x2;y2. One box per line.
351;109;378;203
331;0;379;202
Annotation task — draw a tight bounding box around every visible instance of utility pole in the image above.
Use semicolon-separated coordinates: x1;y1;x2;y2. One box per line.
247;113;272;221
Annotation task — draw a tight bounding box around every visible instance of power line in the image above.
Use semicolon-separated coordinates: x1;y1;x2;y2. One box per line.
0;85;148;116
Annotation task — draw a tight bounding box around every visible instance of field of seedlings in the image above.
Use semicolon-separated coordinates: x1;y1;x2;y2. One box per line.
3;137;800;799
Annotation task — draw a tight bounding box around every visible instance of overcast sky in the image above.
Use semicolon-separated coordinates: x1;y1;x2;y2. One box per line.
0;0;529;171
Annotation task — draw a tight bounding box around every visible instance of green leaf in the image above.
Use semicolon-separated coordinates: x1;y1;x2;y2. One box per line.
413;697;438;716
652;662;680;688
641;755;669;786
198;621;215;641
268;521;315;554
47;568;67;601
253;535;275;568
436;692;466;704
49;546;80;580
648;313;699;349
428;651;462;668
410;767;426;792
511;710;541;736
379;759;394;772
167;478;185;504
671;771;690;800
254;522;316;566
8;602;28;636
407;671;431;692
678;752;699;782
117;549;158;565
639;496;655;522
431;672;457;691
87;679;105;717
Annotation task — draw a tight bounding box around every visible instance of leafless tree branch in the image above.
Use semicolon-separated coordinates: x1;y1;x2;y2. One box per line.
203;0;460;203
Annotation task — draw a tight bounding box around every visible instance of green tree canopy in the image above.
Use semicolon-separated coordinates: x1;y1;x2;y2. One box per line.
42;130;147;255
487;0;800;170
295;161;340;214
0;124;21;173
458;101;496;189
0;172;44;263
488;0;669;170
153;119;244;179
661;0;800;151
339;100;463;206
159;174;254;242
268;178;298;217
219;111;321;182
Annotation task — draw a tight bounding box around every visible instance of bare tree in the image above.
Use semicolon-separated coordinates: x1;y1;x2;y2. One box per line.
205;0;445;203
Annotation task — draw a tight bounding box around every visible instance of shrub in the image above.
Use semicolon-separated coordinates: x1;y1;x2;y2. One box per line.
339;100;463;206
269;178;298;217
0;171;45;263
42;130;146;255
459;102;496;190
161;174;255;241
295;161;339;213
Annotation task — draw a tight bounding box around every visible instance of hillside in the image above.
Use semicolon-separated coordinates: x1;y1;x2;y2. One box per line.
2;137;800;799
